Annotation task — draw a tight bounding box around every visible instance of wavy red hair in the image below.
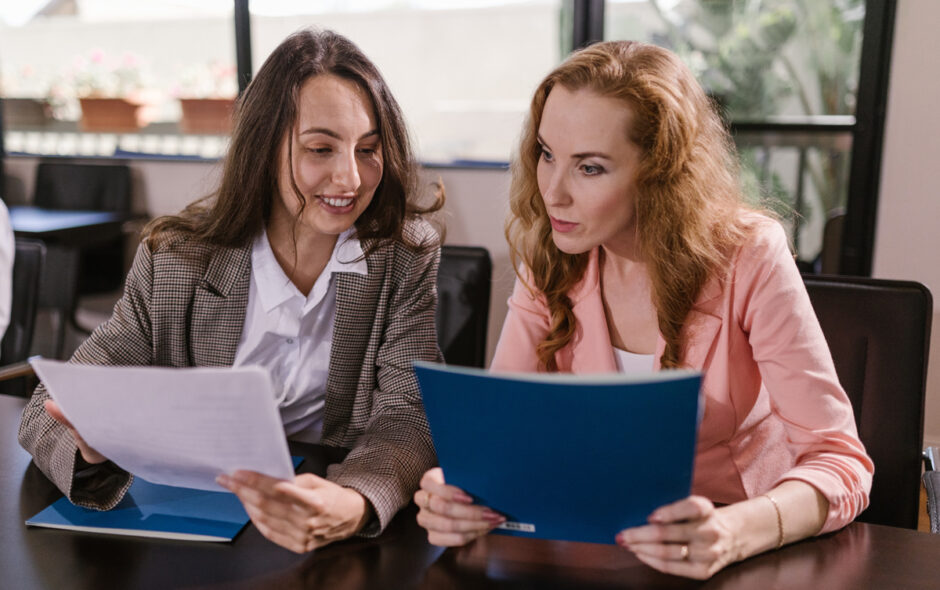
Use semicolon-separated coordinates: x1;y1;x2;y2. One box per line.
506;41;759;371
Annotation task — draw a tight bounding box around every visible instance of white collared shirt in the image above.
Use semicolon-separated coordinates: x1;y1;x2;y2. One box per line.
233;228;367;443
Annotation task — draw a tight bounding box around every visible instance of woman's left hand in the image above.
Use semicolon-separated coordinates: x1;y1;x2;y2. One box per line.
217;471;370;554
616;495;744;580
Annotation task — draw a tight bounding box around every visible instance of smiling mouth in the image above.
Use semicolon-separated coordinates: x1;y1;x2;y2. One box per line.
317;195;356;211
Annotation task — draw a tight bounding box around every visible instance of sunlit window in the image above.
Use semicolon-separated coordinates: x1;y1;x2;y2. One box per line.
249;0;563;164
605;0;865;266
1;1;237;157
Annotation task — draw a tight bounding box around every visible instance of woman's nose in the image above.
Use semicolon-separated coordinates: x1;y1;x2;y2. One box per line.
541;169;571;207
332;150;361;191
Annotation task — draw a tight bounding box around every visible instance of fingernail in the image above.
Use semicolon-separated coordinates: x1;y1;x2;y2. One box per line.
482;510;504;523
454;492;474;503
216;475;230;487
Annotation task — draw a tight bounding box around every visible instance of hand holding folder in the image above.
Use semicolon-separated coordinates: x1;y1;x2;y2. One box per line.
414;362;703;545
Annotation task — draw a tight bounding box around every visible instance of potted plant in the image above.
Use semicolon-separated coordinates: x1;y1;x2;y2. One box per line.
1;65;54;128
52;50;157;132
172;61;238;135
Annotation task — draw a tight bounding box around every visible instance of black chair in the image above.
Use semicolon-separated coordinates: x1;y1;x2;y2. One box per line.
34;160;132;295
0;238;45;396
436;245;492;368
803;274;932;529
31;162;133;357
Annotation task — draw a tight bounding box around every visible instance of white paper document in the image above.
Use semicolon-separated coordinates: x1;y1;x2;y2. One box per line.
31;359;295;492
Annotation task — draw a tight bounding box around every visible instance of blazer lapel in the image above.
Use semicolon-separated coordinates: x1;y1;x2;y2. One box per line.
653;277;725;371
324;269;381;436
190;243;251;367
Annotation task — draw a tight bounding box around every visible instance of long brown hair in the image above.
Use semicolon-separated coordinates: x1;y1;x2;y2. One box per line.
146;28;441;253
506;41;757;371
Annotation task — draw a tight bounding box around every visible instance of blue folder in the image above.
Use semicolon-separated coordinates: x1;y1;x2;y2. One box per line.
26;457;304;542
414;362;702;545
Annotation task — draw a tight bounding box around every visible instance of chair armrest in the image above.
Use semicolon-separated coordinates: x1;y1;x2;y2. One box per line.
924;470;940;534
925;447;940;472
0;360;36;382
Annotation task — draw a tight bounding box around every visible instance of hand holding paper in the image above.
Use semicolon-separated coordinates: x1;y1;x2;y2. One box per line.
31;359;294;491
43;400;107;464
218;470;370;553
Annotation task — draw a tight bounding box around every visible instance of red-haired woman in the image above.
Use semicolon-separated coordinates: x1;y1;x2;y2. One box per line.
415;40;871;580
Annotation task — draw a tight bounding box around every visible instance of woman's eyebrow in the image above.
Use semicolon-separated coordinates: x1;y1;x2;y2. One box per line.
537;134;611;160
300;127;380;141
572;151;612;160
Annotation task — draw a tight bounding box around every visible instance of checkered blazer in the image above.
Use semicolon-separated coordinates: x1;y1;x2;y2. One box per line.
18;218;442;535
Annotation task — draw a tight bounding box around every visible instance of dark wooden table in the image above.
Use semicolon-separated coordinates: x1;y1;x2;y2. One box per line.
3;393;939;590
9;206;124;245
8;206;127;358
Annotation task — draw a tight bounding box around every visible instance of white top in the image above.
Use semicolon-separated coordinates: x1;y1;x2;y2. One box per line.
0;201;14;345
613;347;655;374
233;228;367;443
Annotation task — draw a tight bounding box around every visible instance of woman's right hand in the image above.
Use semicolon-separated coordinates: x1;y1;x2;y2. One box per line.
415;467;506;546
44;399;107;464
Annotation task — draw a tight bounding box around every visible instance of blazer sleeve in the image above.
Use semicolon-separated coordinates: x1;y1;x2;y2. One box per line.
490;271;550;373
736;221;873;533
17;241;157;510
327;238;443;535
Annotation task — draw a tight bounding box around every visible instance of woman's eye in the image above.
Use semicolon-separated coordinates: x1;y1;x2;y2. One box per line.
582;164;604;176
358;146;378;156
539;147;553;162
306;147;332;155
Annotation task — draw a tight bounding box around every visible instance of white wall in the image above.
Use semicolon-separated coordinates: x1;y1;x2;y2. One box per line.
872;0;940;447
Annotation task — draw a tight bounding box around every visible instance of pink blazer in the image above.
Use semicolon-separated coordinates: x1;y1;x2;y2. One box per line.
491;216;873;533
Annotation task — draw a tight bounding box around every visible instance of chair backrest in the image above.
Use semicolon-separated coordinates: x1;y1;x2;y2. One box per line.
34;161;133;296
34;161;132;213
1;238;45;364
803;274;932;529
436;245;492;368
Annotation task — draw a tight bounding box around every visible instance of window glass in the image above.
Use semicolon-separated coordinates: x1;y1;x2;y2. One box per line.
1;1;236;158
606;0;864;118
605;0;864;264
249;0;563;164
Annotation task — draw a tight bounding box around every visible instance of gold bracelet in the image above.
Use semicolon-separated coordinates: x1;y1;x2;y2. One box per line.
762;493;785;549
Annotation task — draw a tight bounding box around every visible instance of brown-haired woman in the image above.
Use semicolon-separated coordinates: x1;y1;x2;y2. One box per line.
415;40;872;579
19;28;443;553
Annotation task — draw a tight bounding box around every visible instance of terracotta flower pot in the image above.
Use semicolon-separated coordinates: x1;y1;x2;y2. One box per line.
2;98;53;127
179;98;235;134
79;97;148;132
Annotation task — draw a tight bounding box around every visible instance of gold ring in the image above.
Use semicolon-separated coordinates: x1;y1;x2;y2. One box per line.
679;544;689;561
424;491;432;510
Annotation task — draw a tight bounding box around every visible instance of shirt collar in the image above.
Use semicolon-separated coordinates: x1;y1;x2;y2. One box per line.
331;228;368;277
250;227;367;313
